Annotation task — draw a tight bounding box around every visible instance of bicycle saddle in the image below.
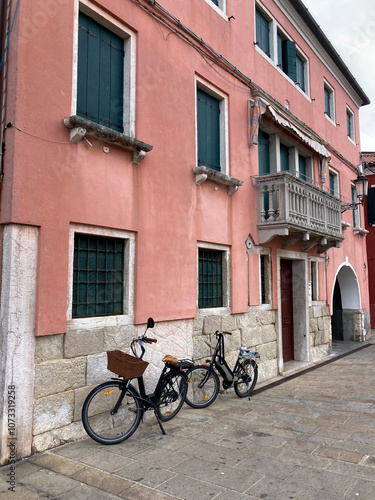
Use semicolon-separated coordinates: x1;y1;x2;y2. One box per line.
162;355;178;365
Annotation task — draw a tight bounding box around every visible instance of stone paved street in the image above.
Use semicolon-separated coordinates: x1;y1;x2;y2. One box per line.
1;343;375;499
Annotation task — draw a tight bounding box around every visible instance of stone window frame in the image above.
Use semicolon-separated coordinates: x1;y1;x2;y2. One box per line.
67;223;135;329
197;241;231;317
324;79;336;125
255;1;310;98
196;76;230;177
346;105;355;143
204;0;228;20
309;258;320;303
72;0;137;138
247;245;273;311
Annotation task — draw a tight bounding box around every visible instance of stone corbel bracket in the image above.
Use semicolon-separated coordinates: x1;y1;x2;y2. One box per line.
63;115;153;164
193;165;244;195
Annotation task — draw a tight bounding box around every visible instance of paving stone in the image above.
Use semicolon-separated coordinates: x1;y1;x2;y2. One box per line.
182;441;247;467
0;484;43;500
115;462;176;488
51;439;102;461
246;475;342;500
286;466;356;496
30;452;87;475
76;449;134;472
130;447;193;469
73;467;133;495
54;482;122;500
236;453;298;480
170;456;263;493
120;483;181;500
314;445;364;463
345;478;375;500
156;474;225;500
18;469;80;497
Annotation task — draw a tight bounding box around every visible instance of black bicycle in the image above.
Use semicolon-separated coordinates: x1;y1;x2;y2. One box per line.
82;318;190;444
185;330;260;408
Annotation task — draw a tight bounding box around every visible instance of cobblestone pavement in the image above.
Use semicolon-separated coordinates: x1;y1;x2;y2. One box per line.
1;343;375;499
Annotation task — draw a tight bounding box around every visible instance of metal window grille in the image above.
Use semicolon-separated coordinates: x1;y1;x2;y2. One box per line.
73;234;124;318
199;249;223;308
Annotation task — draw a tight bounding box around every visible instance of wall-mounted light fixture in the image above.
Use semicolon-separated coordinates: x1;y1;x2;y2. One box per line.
341;169;369;212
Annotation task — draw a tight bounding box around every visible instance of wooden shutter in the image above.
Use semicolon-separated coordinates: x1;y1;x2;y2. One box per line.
197;89;221;172
368;187;375;225
258;130;270;175
280;143;289;171
299;155;306;181
283;40;297;83
325;87;331;116
77;13;124;132
296;54;305;91
256;9;270;56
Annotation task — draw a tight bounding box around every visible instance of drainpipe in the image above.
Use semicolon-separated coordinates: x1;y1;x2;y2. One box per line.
0;0;15;183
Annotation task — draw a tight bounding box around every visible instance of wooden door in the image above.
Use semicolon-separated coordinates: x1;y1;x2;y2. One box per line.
280;259;294;362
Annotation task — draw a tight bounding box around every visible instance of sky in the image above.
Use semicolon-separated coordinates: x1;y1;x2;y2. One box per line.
303;0;375;151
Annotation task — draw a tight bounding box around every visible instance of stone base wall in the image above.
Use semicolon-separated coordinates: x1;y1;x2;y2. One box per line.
309;303;331;361
32;310;279;453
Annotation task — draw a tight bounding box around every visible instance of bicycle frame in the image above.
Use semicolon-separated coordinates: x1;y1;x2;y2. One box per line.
206;331;259;389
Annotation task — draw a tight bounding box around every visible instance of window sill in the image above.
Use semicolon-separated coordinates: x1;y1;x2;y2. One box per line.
63;115;153;164
193;165;244;195
353;227;369;237
198;306;231;317
341;221;351;231
67;314;134;330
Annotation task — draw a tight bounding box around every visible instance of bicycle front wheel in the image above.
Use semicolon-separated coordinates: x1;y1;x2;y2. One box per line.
185;365;220;409
156;371;188;422
82;381;142;444
234;360;258;398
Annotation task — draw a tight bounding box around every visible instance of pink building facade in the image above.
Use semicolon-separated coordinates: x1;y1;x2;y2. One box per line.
0;0;370;462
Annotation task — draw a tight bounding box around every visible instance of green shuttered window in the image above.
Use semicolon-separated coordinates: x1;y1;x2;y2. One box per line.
199;249;223;308
299;155;307;181
197;89;221;172
256;9;270;56
77;12;124;133
73;234;124;318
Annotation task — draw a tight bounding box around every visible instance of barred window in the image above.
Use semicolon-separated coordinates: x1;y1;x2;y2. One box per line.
73;234;124;318
198;249;224;308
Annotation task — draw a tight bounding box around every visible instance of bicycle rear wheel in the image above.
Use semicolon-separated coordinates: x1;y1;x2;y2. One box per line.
234;359;258;398
156;371;188;422
82;381;142;444
185;365;220;409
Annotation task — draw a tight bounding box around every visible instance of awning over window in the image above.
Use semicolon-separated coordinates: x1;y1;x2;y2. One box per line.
248;98;331;160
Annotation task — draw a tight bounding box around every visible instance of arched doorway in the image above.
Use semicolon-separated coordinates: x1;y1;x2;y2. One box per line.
331;265;361;342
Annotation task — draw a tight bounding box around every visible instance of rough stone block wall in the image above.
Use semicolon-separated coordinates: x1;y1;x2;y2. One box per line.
193;310;278;384
309;303;331;361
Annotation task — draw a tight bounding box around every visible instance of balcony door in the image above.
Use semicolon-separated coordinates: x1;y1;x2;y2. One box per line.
280;259;294;362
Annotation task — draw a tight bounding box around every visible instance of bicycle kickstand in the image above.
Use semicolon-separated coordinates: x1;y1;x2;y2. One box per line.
154;409;167;435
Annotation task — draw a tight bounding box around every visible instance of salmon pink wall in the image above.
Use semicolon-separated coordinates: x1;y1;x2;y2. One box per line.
2;0;369;334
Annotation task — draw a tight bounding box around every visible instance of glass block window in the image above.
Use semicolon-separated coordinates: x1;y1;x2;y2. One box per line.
73;234;124;318
198;249;223;308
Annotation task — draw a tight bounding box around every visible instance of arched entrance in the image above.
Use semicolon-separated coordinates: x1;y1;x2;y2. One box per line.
331;265;362;342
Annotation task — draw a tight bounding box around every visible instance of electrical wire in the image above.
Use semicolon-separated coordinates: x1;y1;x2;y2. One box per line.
0;0;20;73
6;123;72;145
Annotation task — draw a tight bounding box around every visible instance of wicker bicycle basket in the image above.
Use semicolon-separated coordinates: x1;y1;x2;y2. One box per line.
107;350;149;379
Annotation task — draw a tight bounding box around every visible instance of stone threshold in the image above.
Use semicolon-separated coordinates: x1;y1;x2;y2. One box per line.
252;341;373;396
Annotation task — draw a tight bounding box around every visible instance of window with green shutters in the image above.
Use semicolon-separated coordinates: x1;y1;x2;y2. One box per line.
296;54;305;91
329;171;339;197
256;9;270;57
324;87;331;117
197;89;221;172
198;249;223;308
73;234;124;318
77;12;124;133
299;155;307;181
347;108;354;140
280;143;289;172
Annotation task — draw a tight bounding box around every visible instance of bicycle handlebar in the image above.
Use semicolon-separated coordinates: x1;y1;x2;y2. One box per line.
144;338;157;343
215;330;232;336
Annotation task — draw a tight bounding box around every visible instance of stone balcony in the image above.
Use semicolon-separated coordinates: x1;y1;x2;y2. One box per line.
252;171;344;252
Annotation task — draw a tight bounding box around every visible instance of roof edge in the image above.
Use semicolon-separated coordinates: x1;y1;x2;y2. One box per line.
289;0;370;107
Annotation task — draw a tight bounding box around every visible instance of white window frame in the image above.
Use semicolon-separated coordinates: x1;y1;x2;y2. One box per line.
260;251;272;305
196;77;229;176
197;241;230;316
324;80;335;125
255;2;309;98
67;223;135;329
204;0;227;19
310;260;319;302
346;106;355;143
328;168;340;198
72;0;137;137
